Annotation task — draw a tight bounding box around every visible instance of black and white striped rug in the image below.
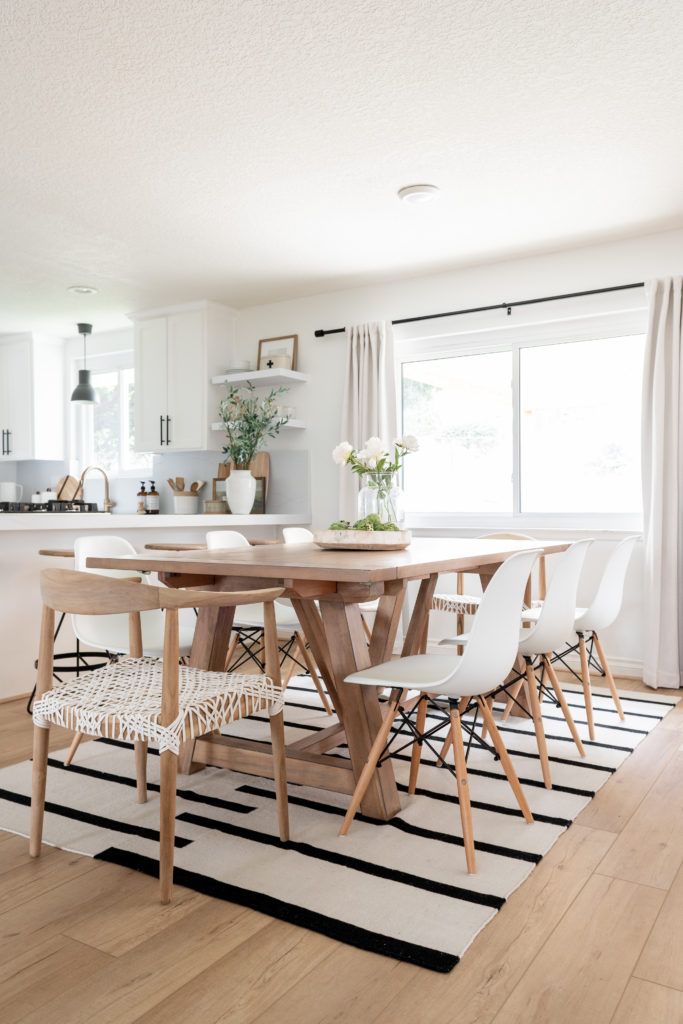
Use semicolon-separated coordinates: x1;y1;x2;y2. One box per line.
0;677;676;972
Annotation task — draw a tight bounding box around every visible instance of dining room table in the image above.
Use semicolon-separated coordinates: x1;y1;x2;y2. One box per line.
87;536;569;821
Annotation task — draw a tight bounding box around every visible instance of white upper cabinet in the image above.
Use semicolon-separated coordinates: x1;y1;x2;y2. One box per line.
0;334;64;461
130;301;235;453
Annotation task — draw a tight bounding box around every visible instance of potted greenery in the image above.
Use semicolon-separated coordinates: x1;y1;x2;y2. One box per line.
218;382;289;513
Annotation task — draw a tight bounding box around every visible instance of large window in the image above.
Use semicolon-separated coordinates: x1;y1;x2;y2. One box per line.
72;356;151;476
401;331;645;522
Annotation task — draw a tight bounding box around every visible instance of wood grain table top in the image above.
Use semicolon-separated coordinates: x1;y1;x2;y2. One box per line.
88;537;569;584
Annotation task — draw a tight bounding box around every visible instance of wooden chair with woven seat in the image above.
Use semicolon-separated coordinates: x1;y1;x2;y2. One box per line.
30;568;290;904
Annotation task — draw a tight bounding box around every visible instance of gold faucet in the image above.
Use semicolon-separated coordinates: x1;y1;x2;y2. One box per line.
76;466;115;513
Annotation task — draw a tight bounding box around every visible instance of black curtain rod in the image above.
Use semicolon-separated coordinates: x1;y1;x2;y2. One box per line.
313;281;646;338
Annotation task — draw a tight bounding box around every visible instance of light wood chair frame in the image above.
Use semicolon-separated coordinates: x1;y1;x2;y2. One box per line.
30;568;290;904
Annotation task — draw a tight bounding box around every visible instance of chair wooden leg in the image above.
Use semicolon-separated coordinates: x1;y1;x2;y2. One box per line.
502;679;525;721
224;632;238;671
361;615;373;644
524;660;552;789
269;710;290;842
408;696;428;794
449;706;476;873
135;740;148;803
159;750;177;904
592;631;625;720
456;611;464;656
479;695;494;740
30;725;50;858
295;631;333;715
543;655;586;757
578;633;596;741
436;730;452;767
339;688;402;836
478;697;533;823
63;731;84;766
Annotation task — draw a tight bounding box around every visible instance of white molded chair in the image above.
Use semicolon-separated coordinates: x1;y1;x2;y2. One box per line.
500;539;593;788
550;536;638;739
31;568;289;904
206;530;332;713
73;536;196;658
431;532;548;653
338;548;541;874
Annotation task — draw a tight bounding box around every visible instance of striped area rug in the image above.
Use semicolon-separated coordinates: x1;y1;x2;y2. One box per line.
0;677;676;972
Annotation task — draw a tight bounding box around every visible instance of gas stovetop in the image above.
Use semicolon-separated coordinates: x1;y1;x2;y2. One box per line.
0;500;100;513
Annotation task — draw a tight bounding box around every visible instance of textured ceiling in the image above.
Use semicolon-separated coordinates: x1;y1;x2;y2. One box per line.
1;0;682;332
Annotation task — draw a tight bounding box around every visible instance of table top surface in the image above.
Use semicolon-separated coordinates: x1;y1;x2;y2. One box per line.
87;537;569;584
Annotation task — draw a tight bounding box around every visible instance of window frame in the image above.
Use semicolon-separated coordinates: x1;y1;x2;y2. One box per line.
396;308;646;533
70;349;152;479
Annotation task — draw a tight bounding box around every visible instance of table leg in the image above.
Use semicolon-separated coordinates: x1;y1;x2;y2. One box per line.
319;600;401;820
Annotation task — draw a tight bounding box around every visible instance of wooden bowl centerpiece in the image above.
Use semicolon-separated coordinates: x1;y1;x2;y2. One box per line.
314;516;411;552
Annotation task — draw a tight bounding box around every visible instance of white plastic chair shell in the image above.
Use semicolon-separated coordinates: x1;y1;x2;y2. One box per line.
282;527;314;544
517;539;592;658
205;529;299;629
574;535;638;633
72;536;195;656
346;548;541;698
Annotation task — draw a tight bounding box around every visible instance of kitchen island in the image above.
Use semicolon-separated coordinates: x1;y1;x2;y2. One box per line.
0;512;311;700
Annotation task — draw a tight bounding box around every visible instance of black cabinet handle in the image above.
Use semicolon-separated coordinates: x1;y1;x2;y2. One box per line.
1;430;5;456
6;430;11;455
166;416;171;446
159;415;165;446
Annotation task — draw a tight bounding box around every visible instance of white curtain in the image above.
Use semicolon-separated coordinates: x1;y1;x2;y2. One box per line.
641;277;683;688
339;321;398;520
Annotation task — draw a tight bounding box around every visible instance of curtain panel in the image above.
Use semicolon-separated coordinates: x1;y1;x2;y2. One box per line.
642;277;683;688
339;321;398;521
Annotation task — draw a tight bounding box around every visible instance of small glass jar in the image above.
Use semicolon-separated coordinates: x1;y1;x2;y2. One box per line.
357;471;405;526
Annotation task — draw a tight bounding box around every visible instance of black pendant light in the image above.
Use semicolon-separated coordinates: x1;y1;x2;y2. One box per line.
70;322;98;404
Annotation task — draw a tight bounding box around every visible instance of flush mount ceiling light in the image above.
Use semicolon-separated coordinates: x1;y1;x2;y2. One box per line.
68;284;98;295
70;322;99;405
397;184;440;205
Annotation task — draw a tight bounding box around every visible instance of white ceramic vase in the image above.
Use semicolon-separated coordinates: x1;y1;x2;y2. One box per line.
226;469;256;514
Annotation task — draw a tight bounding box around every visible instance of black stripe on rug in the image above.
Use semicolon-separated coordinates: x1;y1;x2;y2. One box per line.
94;846;459;973
235;784;547;863
0;788;192;848
46;758;257;815
176;811;510;903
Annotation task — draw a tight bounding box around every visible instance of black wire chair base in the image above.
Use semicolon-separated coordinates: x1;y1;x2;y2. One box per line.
227;626;311;678
376;694;498;777
550;632;604;682
26;611;113;715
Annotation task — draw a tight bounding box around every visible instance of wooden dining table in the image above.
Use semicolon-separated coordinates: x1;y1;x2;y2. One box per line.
87;537;568;821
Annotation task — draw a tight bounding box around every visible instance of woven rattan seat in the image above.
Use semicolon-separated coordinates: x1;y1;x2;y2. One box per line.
33;657;283;755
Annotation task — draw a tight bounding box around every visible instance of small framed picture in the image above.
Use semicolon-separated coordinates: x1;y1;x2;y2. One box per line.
257;334;298;372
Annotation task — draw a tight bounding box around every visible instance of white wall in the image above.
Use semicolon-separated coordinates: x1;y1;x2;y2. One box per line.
232;226;683;680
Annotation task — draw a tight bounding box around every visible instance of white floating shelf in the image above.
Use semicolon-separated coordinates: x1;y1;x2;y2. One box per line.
211;419;306;431
211;368;309;386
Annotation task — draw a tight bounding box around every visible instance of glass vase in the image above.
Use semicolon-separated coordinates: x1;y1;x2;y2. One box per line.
357;471;405;527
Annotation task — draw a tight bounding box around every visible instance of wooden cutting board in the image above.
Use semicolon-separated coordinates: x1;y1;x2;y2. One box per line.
56;475;80;501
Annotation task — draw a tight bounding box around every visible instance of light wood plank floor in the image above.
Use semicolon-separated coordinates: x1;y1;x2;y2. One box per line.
2;677;683;1024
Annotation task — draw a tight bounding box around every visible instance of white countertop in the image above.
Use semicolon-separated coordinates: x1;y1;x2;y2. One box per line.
0;513;310;532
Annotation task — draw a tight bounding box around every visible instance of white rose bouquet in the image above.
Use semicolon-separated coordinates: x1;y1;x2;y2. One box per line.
331;435;419;525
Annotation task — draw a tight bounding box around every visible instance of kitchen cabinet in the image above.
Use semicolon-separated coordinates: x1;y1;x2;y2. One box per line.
131;301;235;453
0;334;64;461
